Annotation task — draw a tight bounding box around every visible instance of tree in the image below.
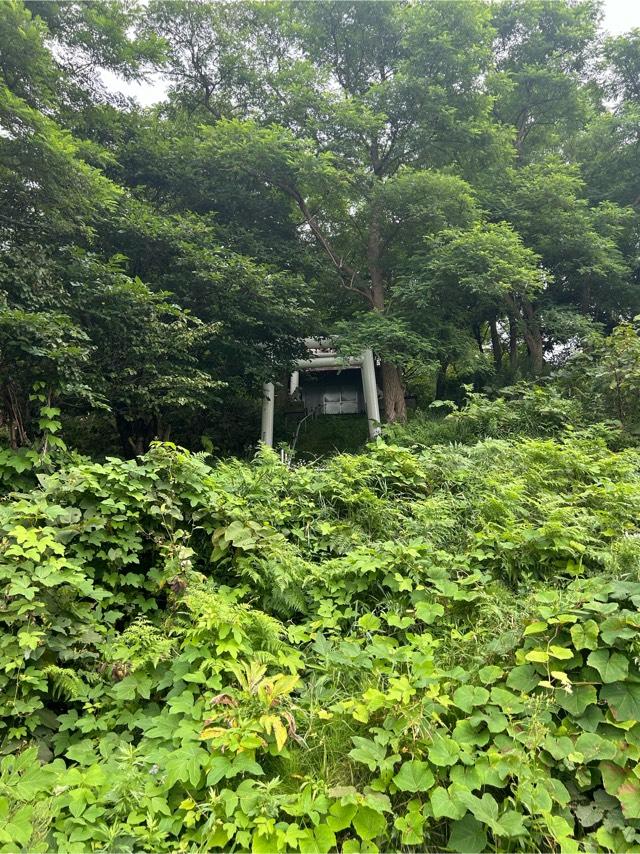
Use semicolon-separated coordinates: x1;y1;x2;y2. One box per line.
397;221;547;375
491;0;600;160
153;0;501;421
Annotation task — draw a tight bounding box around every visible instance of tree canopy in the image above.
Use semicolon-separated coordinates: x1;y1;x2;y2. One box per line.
0;0;639;453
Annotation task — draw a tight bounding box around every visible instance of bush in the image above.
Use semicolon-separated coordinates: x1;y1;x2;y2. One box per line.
386;382;587;448
1;438;640;851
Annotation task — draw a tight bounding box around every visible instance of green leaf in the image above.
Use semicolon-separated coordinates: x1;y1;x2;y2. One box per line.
600;761;627;797
352;806;386;841
548;645;573;660
431;786;466;820
452;685;490;713
348;737;387;771
506;665;540;692
525;649;549;663
415;601;445;624
448;814;487;853
393;760;435;793
326;802;357;832
570;620;599;650
617;775;640;819
600;682;640;721
524;621;547;636
458;790;499;827
555;684;597;715
587;649;629;683
428;733;460;767
478;665;503;685
574;732;617;762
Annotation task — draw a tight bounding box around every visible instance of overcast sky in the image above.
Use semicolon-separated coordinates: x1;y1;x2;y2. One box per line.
103;0;640;108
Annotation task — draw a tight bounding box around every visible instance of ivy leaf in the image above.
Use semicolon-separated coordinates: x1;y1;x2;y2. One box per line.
393;760;435;793
164;746;208;789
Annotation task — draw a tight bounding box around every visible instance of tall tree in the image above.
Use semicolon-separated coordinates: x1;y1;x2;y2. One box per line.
152;0;501;421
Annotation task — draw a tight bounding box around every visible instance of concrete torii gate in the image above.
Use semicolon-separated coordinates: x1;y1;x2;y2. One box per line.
260;342;381;446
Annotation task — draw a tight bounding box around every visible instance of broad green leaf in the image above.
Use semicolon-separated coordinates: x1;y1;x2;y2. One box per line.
478;665;503;685
617;775;640;819
570;620;599;650
600;761;627;796
327;802;357;832
452;685;490;713
352;805;386;841
506;665;539;692
587;649;629;683
428;733;460;767
448;814;487;853
431;786;466;820
393;760;435;793
525;649;549;663
548;645;573;660
555;684;597;715
574;732;617;762
600;682;640;721
524;621;547;636
415;601;445;624
348;737;387;771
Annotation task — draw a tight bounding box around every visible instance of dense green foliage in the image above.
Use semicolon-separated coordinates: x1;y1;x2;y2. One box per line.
3;2;640;851
1;0;640;451
2;432;640;851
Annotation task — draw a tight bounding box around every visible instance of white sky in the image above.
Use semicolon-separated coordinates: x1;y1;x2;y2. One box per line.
103;0;640;108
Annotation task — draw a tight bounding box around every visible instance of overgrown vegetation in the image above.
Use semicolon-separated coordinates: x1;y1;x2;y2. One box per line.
3;1;640;850
2;0;640;452
2;429;640;851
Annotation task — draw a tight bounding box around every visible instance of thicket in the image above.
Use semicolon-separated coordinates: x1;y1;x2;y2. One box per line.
3;2;640;850
2;426;640;851
3;0;640;453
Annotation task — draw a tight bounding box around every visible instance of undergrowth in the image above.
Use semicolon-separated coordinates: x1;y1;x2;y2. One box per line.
1;432;640;851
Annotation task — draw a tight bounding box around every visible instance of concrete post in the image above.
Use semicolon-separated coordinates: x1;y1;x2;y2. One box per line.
261;382;275;446
360;349;381;439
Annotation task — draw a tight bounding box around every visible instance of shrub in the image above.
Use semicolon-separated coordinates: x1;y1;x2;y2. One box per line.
1;438;640;851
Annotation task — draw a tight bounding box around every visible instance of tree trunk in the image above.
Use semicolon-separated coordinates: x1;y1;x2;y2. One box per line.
381;362;406;422
489;316;502;371
507;310;518;373
3;381;29;448
521;297;544;374
435;360;449;400
473;323;484;354
368;203;406;423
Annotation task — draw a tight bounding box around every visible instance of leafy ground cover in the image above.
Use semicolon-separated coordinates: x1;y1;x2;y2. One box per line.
2;433;640;851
